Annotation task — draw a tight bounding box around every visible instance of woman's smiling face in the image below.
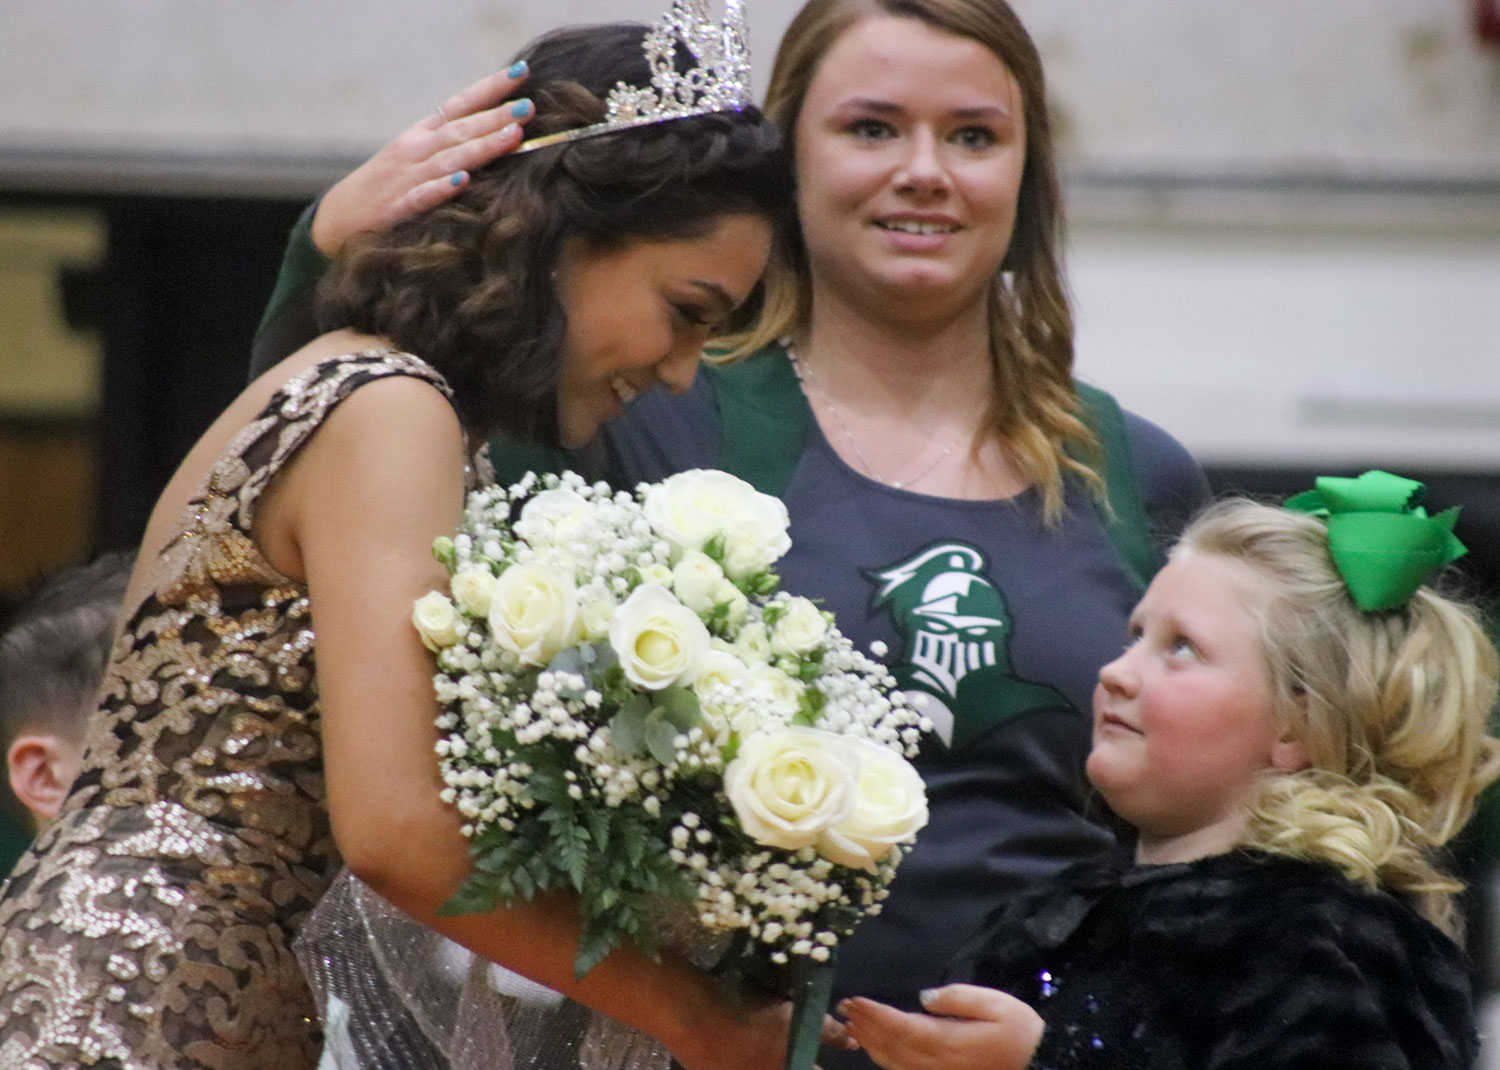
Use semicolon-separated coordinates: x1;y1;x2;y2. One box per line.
791;15;1028;320
552;213;772;447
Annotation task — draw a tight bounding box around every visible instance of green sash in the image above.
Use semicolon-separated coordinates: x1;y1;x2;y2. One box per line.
707;345;1160;592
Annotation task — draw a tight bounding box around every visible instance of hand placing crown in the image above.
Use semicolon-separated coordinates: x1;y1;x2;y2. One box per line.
516;0;753;154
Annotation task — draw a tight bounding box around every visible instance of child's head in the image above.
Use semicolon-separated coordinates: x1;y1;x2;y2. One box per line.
1087;540;1309;863
0;553;133;830
1099;488;1499;933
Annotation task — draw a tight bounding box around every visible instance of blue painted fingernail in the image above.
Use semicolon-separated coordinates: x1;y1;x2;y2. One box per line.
508;60;527;78
450;172;465;187
511;98;532;118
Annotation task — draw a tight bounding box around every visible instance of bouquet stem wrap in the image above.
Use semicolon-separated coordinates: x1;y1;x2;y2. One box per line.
785;955;837;1070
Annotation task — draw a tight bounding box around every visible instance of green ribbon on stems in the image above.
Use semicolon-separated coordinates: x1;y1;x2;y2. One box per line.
784;953;837;1070
1283;470;1466;612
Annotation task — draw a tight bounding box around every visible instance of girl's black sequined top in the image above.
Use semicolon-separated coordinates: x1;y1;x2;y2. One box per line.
949;848;1477;1070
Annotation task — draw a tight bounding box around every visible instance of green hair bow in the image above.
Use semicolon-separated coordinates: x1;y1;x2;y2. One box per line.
1284;470;1466;612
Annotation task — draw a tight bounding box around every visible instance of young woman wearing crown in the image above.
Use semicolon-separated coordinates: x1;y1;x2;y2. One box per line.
0;12;811;1070
250;1;1212;1068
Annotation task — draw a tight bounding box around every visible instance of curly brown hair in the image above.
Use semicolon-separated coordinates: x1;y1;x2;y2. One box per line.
317;22;793;443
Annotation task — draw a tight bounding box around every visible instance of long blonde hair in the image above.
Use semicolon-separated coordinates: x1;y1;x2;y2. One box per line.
1177;500;1500;935
719;0;1102;520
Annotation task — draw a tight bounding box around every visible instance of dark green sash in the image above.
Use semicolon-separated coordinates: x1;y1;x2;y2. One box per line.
1074;382;1160;592
707;345;1160;592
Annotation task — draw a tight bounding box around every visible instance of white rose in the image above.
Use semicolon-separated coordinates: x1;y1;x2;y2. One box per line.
578;591;619;641
734;621;773;664
727;706;768;743
817;740;930;872
513;488;593;547
644;470;753;550
487;563;581;667
693;648;751;698
691;649;751;744
641;563;675;588
719;506;792;581
450;567;498;617
671;552;726;616
771;597;829;656
527;546;579;577
748;663;805;712
723;727;859;851
609;584;711;691
712;579;749;630
643;470;791;578
412;592;463;651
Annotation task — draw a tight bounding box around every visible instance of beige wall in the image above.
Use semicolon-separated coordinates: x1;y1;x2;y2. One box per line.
0;2;1496;471
2;1;1496;174
0;210;104;597
0;212;102;416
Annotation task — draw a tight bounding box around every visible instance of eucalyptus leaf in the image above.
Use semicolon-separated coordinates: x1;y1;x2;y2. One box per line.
610;693;652;757
645;713;684;765
547;648;585;680
582;641;619;674
656;687;701;732
599;664;629;704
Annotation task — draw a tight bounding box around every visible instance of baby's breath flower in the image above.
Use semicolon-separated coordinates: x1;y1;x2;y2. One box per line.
424;469;928;978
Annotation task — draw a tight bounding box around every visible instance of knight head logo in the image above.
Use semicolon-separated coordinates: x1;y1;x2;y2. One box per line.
866;541;1071;750
868;544;1009;702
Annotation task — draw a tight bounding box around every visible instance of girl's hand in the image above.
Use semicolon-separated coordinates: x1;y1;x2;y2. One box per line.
839;985;1043;1070
309;64;533;256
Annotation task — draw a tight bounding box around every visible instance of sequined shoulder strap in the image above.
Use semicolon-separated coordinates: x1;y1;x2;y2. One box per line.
211;349;455;534
133;351;458;621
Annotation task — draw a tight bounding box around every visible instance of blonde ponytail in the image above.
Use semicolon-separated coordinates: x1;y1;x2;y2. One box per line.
1179;501;1500;936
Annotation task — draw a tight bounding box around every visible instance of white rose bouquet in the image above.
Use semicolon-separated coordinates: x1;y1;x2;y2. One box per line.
415;469;930;1065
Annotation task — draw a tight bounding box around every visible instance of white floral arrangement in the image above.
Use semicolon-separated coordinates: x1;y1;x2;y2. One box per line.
413;469;931;980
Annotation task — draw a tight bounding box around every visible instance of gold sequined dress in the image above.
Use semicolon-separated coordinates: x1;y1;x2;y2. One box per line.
0;351;471;1069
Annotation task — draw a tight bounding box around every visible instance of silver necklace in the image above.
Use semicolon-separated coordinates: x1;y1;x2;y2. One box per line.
788;347;965;491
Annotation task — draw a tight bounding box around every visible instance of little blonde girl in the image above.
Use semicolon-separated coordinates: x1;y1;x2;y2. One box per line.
842;472;1500;1070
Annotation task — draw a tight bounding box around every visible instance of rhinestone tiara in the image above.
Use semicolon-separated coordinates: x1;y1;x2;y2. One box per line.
514;0;753;154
